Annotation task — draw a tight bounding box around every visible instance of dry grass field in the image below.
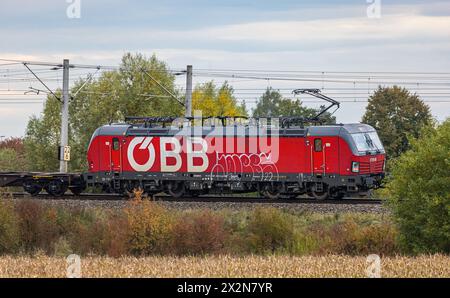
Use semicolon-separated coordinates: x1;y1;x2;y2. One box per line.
0;254;448;278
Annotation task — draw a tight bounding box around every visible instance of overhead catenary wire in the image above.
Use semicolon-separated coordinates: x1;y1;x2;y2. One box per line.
1;58;450;108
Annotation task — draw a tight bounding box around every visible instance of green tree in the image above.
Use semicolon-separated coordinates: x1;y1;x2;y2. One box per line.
192;81;247;117
384;119;450;254
24;53;182;172
252;88;336;124
362;86;432;159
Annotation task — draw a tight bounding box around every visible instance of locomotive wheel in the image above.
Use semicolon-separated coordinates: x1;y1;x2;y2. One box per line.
312;190;329;200
263;190;281;199
167;182;185;198
121;181;136;196
331;192;345;200
261;184;282;199
45;180;67;196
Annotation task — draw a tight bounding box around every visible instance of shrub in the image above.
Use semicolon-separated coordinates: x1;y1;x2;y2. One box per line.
328;218;398;255
298;214;399;256
125;200;172;255
171;210;227;255
53;237;72;257
384;119;450;254
103;212;130;257
245;207;295;254
14;200;60;254
0;201;20;254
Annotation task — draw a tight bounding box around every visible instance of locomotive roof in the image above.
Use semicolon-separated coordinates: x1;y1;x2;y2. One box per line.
91;123;376;138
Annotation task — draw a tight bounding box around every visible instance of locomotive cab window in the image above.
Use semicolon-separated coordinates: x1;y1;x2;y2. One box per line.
112;138;120;151
314;139;322;152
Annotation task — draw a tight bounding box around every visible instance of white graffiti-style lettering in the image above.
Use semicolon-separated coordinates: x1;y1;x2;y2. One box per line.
210;152;279;181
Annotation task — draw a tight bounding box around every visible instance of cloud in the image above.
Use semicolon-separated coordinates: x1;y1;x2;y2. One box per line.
1;13;449;54
191;15;450;43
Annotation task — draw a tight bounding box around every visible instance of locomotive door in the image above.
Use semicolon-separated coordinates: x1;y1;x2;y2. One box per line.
312;138;325;175
110;137;121;172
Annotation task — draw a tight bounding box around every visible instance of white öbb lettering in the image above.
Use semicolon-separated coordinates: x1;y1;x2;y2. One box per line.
127;137;208;172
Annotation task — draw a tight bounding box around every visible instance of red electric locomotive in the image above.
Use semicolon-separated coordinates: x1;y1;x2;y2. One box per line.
84;116;385;200
0;90;385;199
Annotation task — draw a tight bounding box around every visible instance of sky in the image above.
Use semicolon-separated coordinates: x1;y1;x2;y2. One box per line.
1;0;450;137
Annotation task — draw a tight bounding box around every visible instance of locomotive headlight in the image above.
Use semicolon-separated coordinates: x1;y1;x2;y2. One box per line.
351;162;360;173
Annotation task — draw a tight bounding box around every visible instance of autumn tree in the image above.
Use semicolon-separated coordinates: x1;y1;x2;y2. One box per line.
362;86;432;159
24;53;182;171
192;81;247;117
252;87;336;124
0;137;28;171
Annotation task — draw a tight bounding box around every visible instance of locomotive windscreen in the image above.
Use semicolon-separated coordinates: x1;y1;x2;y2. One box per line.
351;131;384;153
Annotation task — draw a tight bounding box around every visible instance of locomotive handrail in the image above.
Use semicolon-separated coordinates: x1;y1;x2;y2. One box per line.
125;115;332;128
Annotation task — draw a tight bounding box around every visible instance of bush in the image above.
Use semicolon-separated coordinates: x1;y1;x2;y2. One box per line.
0;199;404;256
0;201;20;254
69;212;108;255
125;200;172;255
245;207;295;254
14;200;60;254
294;214;399;256
327;218;398;255
171;210;227;255
103;213;130;257
384;119;450;254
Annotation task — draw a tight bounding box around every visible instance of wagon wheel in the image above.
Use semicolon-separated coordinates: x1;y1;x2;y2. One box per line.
45;180;68;196
23;183;42;196
70;187;84;196
167;182;185;198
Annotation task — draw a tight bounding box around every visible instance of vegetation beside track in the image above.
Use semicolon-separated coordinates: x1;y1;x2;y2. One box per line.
0;197;399;257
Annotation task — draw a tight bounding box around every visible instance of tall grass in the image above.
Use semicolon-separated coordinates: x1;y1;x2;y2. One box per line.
2;255;449;278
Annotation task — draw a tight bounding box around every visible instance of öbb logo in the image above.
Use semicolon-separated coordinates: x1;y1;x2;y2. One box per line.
127;137;209;172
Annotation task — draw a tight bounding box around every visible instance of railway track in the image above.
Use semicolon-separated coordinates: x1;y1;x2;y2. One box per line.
6;192;383;205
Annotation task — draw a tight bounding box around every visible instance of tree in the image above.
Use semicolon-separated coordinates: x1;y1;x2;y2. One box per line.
362;86;432;159
192;81;247;117
0;137;28;171
384;119;450;254
252;87;336;124
24;53;182;172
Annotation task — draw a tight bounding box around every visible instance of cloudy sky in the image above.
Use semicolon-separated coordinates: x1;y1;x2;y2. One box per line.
1;0;450;137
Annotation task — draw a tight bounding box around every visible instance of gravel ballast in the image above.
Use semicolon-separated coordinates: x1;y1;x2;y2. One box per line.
5;198;388;214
